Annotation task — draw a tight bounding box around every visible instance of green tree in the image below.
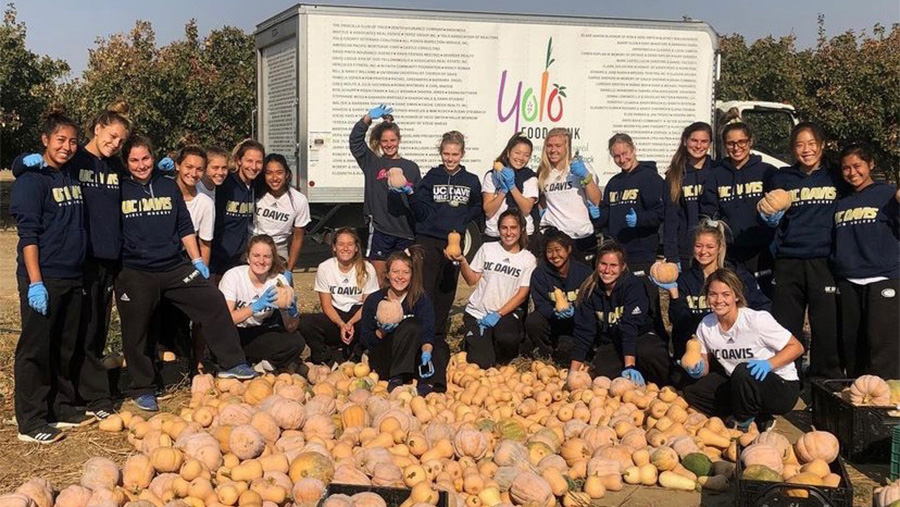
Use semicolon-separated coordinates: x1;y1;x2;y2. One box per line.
0;4;70;168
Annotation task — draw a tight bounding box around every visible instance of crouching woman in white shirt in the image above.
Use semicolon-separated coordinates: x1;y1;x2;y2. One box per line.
219;235;305;371
682;268;804;430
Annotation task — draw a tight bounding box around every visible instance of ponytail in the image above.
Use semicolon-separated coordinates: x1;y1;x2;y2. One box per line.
694;218;730;269
41;105;78;139
384;245;425;307
90;99;131;135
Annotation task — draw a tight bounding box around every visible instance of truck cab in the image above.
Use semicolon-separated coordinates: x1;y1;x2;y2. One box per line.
715;100;800;168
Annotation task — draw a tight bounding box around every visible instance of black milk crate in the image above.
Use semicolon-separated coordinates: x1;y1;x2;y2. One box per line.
736;445;853;507
317;484;448;507
811;378;900;463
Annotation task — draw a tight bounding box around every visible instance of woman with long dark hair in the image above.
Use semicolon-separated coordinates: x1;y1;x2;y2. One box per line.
664;122;713;267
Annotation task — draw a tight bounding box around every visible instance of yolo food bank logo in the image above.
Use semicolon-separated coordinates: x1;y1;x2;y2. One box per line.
497;38;567;133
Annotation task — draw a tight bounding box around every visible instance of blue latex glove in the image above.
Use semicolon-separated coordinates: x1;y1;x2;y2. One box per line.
157;157;175;172
191;258;210;279
23;153;45;168
283;270;293;285
648;273;678;291
27;282;48;315
587;203;601;220
500;167;516;191
421;350;432;366
621;367;645;386
286;296;300;317
553;306;575;319
420;350;434;378
478;311;501;329
747;359;773;381
676;261;683;273
390;184;413;195
380;321;399;333
682;359;705;379
569;158;589;179
368;104;393;120
539;208;547;219
625;207;638;228
760;210;784;227
251;286;277;313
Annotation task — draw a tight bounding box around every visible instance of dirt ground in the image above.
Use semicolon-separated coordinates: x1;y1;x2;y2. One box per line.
0;226;888;505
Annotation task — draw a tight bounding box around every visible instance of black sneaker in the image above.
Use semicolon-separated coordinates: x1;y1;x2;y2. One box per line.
18;425;65;444
86;408;114;420
388;377;404;392
50;412;96;429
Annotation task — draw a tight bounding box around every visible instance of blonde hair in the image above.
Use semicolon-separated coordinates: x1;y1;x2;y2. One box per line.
90;100;131;137
694;218;729;269
537;128;572;191
332;227;369;289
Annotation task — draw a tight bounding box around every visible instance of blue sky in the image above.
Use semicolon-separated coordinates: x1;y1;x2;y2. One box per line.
14;0;899;77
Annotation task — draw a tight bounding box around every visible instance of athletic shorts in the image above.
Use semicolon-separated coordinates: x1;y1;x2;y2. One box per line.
366;229;414;261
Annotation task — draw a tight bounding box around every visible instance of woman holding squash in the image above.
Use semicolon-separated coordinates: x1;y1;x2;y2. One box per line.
524;228;592;365
300;228;380;366
663;122;713;268
360;247;447;394
481;134;539;250
570;242;672;386
832;144;899;379
448;210;536;369
682;269;804;429
219;235;305;371
211;139;265;277
652;219;771;358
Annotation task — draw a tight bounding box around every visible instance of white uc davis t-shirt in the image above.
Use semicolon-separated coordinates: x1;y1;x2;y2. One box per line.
252;188;312;260
482;170;539;237
185;192;215;242
218;265;290;328
464;242;536;320
314;257;380;312
696;307;798;381
539;167;598;239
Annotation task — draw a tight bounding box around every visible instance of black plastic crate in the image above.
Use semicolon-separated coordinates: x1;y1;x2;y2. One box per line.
811;378;900;463
736;444;853;507
317;483;448;507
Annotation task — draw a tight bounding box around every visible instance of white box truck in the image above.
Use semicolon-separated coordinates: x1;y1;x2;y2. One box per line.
255;4;798;252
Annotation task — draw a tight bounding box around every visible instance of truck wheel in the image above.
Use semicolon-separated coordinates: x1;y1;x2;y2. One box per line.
464;222;482;263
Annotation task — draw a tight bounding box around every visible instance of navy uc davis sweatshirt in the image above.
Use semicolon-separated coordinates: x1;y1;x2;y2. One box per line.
10;156;86;279
530;260;593;320
700;155;777;257
770;164;844;259
121;172;195;272
598;162;665;264
409;165;483;240
663;158;712;261
572;271;653;361
832;181;899;279
212;172;255;272
360;288;436;349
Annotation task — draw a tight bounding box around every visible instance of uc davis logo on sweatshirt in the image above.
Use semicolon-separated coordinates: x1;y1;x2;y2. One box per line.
78;168;119;188
433;185;471;207
717;181;763;201
686;295;709;314
226;200;254;217
52;185;83;206
607;189;640;205
122;196;173;216
596;306;625;324
497;38;566;133
682;184;703;200
834;207;879;227
789;186;836;206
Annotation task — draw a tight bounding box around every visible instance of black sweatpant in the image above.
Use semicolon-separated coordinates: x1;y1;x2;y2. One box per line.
523;311;575;366
587;332;673;386
367;318;421;381
629;261;670;343
572;235;599;267
838;278;900;379
237;326;305;370
463;311;524;369
116;263;247;396
74;256;118;412
730;247;774;299
417;235;461;343
683;362;800;421
15;277;83;433
772;257;841;379
299;305;362;365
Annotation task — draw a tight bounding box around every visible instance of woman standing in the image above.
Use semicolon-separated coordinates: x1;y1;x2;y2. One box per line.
653;219;771;358
299;228;380;365
449;210;536;369
536;128;602;262
11;110;86;442
219;235;305;370
482;135;539;248
408;131;482;346
700;123;777;295
197;147;229;200
832;145;899;379
211;139;264;277
764;122;844;380
251;154;311;284
524;228;593;365
350;104;421;280
571;242;672;386
664;122;713;267
117;135;257;412
681;269;804;430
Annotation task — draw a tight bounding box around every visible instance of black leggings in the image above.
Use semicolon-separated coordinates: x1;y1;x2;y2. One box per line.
298;306;362;365
463;311;524;369
74;257;118;412
523;311;575;366
586;333;674;386
417;235;460;344
683;362;800;421
838;278;900;379
237;326;305;370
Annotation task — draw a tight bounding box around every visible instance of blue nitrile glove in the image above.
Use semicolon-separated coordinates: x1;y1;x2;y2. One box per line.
283;270;293;285
760;210;784;228
286;296;300;318
621;367;645;386
569;158;589;179
676;261;682;273
500;167;516;191
747;359;772;381
251;286;277;313
625;207;638;228
191;258;210;279
478;311;501;329
380;321;399;333
553;306;575;319
681;359;705;379
420;350;434;378
390;183;413;195
368;104;393;120
649;273;678;291
539;208;547;219
27;281;48;315
23;153;45;168
588;203;601;220
157;157;175;172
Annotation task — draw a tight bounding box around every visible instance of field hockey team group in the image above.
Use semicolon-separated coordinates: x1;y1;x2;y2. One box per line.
9;101;899;444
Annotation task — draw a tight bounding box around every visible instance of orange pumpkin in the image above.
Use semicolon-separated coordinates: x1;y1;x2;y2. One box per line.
795;431;839;464
649;260;679;284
